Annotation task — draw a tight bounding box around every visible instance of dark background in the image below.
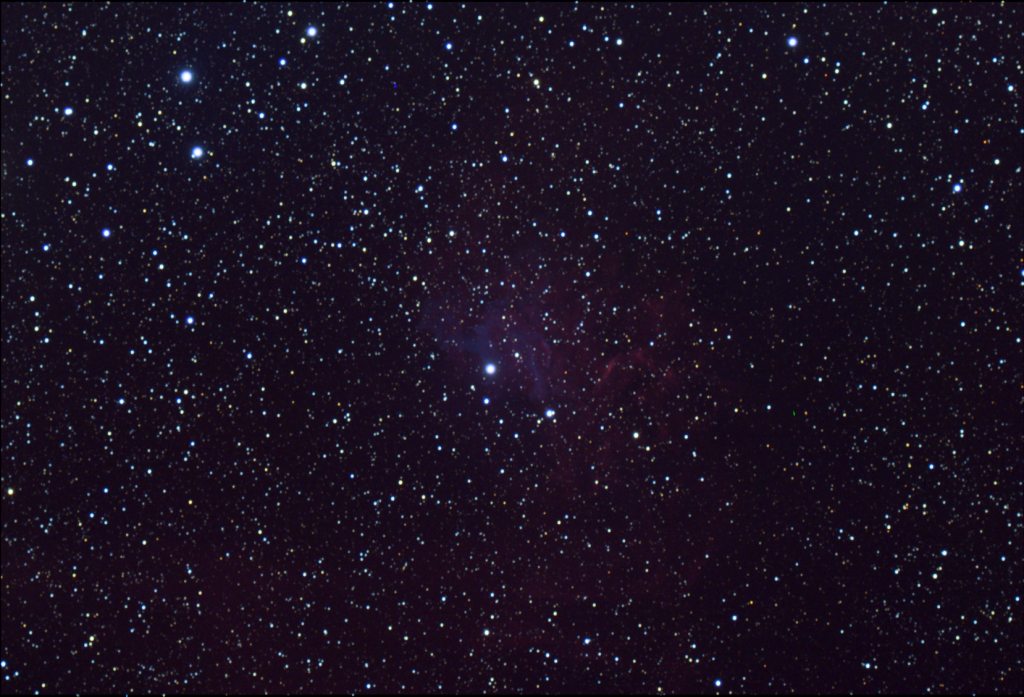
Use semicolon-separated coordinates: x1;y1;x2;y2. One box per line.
2;3;1020;693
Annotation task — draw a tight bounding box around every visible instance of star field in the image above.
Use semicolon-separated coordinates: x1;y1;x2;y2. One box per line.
1;3;1021;693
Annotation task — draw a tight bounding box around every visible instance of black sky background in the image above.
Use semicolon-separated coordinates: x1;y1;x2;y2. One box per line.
2;2;1021;693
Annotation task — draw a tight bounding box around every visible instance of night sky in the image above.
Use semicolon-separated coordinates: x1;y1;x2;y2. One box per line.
2;3;1021;693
